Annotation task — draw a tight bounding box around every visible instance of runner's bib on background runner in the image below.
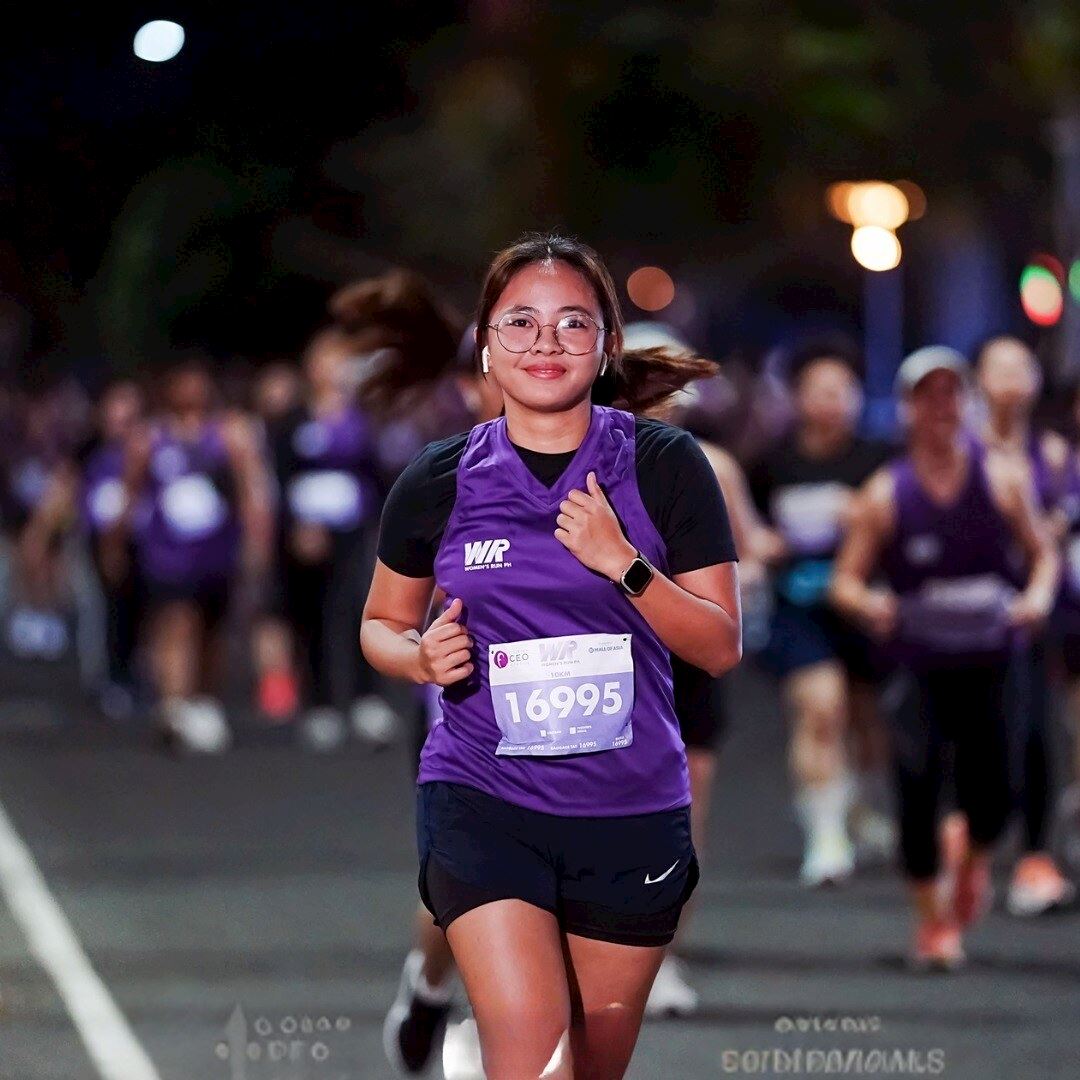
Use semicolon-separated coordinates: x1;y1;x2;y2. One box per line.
489;632;634;756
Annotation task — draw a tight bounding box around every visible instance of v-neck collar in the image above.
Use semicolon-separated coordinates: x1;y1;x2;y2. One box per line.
910;445;974;512
497;405;605;508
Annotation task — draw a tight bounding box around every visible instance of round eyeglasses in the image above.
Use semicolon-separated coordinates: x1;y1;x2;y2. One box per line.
487;312;605;356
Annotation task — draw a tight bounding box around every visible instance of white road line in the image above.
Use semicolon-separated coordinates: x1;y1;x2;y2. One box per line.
0;796;161;1080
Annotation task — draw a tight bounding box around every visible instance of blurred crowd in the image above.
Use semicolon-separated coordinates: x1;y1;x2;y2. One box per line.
1;269;1078;971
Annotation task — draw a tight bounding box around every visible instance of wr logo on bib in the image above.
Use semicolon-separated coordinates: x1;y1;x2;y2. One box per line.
464;538;512;571
539;639;577;663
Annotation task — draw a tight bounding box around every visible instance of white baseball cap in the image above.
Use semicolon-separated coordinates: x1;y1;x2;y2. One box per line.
893;346;969;397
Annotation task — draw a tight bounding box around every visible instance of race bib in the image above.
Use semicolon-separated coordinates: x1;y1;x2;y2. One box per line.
287;470;363;528
88;478;127;528
489;632;634;757
897;574;1016;654
161;474;227;538
772;482;849;557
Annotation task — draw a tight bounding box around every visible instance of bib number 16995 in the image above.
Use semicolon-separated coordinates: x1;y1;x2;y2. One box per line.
502;681;623;724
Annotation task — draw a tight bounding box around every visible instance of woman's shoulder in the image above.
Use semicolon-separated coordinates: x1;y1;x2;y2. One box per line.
632;415;697;460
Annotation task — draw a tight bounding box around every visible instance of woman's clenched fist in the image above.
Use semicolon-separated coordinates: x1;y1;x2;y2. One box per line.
415;597;474;686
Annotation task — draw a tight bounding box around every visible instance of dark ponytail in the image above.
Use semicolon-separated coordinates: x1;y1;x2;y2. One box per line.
476;232;716;415
323;269;464;414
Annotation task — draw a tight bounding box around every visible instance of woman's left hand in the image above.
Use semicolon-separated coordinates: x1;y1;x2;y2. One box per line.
555;471;637;582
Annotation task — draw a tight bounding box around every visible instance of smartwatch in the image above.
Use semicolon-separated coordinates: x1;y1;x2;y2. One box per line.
617;551;655;597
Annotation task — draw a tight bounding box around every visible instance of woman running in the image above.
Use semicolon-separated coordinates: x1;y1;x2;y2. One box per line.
362;233;741;1079
104;358;272;751
21;380;146;716
832;346;1058;968
751;341;894;886
975;335;1075;915
264;302;391;748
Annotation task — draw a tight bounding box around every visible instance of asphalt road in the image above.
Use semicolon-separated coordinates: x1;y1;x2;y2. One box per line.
0;658;1078;1080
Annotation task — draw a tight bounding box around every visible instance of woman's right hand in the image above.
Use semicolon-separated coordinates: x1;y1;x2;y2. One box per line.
861;587;898;640
415;597;474;686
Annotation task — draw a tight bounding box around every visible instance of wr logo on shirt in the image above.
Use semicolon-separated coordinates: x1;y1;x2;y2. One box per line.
464;538;511;571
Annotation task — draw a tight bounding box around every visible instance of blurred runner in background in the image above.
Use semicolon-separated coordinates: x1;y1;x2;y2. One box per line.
832;347;1058;969
103;357;272;752
21;380;145;718
974;336;1075;916
751;341;895;887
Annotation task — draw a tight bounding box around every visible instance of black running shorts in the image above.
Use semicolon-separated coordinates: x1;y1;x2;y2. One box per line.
416;781;699;947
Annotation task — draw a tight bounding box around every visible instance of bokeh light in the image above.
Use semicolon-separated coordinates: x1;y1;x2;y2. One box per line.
1032;252;1066;281
627;266;675;312
1070;259;1080;304
1020;264;1064;327
851;226;902;272
826;181;911;229
133;20;185;63
847;183;909;230
895;180;927;221
826;183;855;223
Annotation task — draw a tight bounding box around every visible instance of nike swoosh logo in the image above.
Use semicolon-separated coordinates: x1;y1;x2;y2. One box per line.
644;860;680;885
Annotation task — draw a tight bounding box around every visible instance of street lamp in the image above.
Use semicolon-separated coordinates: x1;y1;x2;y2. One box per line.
827;180;924;434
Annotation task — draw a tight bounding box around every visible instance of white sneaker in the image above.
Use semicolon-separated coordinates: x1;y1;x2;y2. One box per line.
645;955;699;1018
442;1016;485;1080
164;697;231;754
800;831;855;887
299;707;348;753
1006;854;1077;917
350;695;399;746
851;807;897;865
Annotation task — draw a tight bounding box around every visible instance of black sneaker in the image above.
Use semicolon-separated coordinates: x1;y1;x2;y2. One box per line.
383;950;454;1075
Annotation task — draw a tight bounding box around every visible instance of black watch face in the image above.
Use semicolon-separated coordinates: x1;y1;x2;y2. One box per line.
623;558;653;594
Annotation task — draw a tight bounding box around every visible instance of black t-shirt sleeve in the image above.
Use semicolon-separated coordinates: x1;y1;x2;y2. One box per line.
634;420;738;575
376;435;466;577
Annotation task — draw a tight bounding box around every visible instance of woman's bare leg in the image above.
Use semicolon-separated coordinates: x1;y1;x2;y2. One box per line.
564;932;666;1080
446;900;572;1080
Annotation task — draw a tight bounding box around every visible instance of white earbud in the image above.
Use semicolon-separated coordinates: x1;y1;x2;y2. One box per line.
599;356;608;377
481;346;490;375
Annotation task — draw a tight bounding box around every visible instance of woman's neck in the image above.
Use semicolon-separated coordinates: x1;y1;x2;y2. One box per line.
503;396;592;453
310;386;344;416
983;407;1029;451
797;422;850;460
911;430;964;469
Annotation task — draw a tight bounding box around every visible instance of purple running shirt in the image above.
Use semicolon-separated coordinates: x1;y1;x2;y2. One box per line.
137;422;239;586
881;446;1021;669
418;406;689;816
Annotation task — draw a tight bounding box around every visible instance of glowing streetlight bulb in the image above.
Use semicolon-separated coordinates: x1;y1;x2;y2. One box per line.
851;226;901;272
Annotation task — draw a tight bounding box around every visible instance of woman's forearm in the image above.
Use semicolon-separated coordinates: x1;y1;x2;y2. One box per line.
830;571;868;623
1023;545;1060;615
360;618;424;683
627;572;741;677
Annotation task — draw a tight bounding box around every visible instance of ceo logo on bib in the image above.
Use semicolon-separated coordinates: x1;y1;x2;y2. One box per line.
494;650;509;668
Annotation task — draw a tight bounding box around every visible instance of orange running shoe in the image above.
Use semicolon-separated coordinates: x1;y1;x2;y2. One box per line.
910;917;964;972
258;667;299;723
1006;854;1077;917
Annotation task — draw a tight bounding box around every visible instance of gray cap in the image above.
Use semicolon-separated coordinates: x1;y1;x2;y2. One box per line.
894;346;969;396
